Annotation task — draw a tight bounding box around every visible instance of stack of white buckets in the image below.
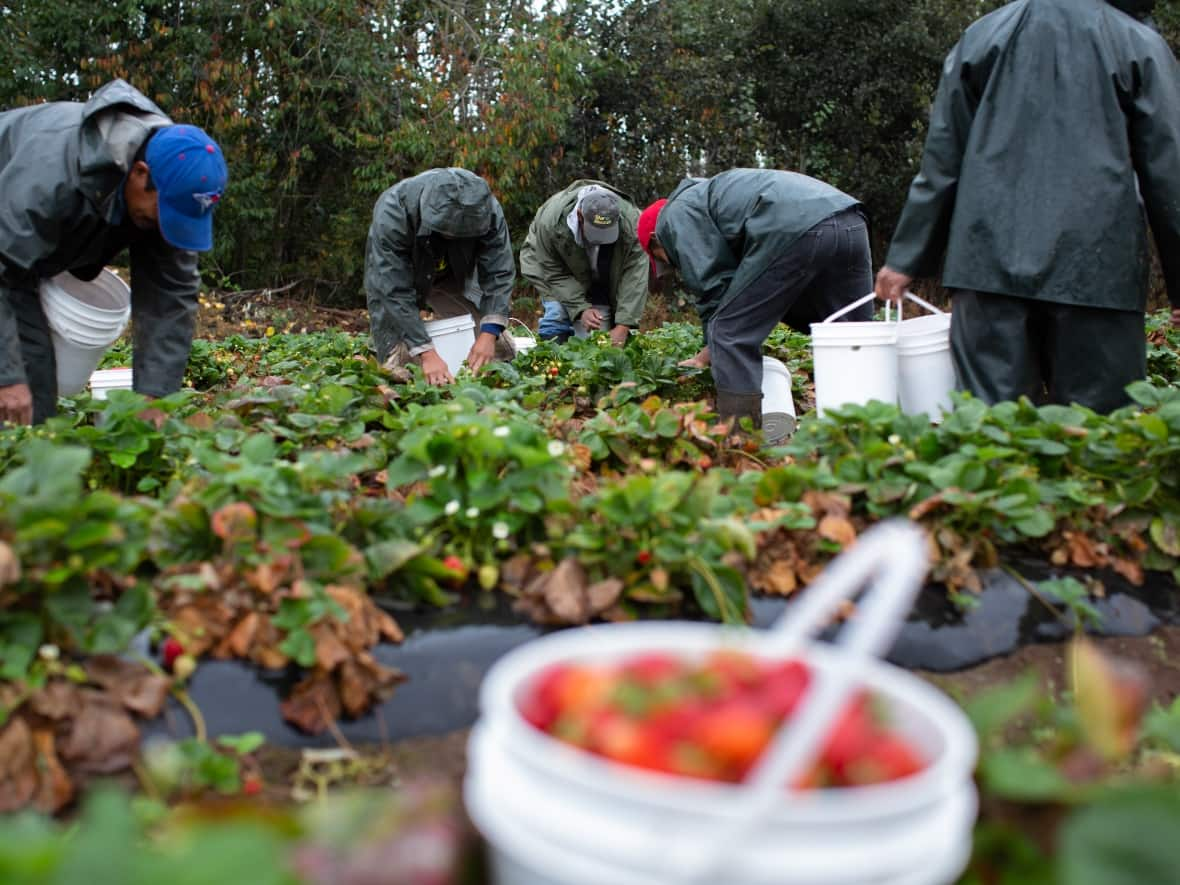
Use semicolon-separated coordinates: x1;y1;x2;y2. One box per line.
811;292;955;420
39;269;134;399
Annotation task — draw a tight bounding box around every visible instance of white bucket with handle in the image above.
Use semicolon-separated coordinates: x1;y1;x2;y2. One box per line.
465;521;978;885
40;269;131;396
761;356;797;443
897;293;954;421
423;314;476;377
509;318;539;354
810;293;898;417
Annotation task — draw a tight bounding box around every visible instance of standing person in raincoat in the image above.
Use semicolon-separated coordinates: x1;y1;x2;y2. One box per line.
0;79;228;426
875;0;1180;413
637;168;873;430
521;180;649;347
365;168;516;386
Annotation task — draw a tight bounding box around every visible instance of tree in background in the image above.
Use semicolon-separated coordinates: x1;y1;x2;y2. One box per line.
0;0;1175;302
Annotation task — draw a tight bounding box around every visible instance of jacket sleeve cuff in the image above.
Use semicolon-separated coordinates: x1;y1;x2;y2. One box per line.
481;313;508;329
409;343;436;357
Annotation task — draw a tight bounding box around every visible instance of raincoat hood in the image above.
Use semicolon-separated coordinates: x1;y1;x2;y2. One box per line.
417;168;497;239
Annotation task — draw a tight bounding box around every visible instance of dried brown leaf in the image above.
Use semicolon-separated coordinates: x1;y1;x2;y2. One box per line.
311;624;352;671
28;681;80;720
817;515;856;548
281;673;342;735
541;558;590;624
60;693;140;774
31;729;73;814
587;578;624;615
0;718;36;813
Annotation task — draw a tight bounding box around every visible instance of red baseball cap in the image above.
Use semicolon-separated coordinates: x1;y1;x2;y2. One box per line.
637;199;667;255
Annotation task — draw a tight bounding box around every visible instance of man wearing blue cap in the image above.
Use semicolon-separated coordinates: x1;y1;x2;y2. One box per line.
0;79;228;425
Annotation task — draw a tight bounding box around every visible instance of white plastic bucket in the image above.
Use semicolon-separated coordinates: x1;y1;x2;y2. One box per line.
467;629;978;885
897;293;954;421
510;318;538;354
89;367;134;400
761;356;796;443
424;314;476;377
465;523;978;885
810;293;898;417
40;269;131;396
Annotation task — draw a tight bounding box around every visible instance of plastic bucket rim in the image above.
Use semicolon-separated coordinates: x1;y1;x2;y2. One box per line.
424;314;477;334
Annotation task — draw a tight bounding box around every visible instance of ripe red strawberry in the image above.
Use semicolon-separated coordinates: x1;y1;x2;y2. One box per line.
242;774;264;796
635;550;653;566
161;637;184;670
844;735;924;785
442;555;465;573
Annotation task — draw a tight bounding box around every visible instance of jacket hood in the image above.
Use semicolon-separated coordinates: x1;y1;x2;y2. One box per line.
78;79;171;178
417;168;496;239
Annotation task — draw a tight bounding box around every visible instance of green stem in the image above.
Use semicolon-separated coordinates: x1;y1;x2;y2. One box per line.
686;555;741;624
173;686;208;744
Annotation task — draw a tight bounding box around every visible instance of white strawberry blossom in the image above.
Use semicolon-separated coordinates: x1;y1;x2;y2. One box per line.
445;500;460;516
493;426;510;438
492;521;510;540
466;507;480;519
547;440;566;457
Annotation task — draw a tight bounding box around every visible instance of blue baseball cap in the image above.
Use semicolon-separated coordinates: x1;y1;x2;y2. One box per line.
144;124;228;252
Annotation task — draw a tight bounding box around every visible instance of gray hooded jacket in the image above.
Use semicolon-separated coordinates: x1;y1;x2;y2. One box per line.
364;168;514;361
0;79;202;397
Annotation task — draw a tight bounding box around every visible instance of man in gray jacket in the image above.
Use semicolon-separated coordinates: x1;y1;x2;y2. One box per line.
364;168;515;386
0;79;228;426
639;169;873;428
875;0;1180;412
520;180;649;347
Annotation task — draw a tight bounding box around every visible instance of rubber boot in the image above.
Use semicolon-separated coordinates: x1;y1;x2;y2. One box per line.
715;389;763;441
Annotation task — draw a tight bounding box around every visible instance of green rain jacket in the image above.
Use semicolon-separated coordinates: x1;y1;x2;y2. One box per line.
0;79;201;397
519;179;649;328
885;0;1180;311
364;168;514;362
655;169;858;336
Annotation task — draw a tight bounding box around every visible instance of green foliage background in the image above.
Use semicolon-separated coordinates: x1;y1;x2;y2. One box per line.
0;0;1176;303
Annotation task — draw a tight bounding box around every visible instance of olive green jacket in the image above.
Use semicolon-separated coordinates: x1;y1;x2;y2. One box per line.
885;0;1180;311
0;79;200;396
364;168;514;361
519;179;648;328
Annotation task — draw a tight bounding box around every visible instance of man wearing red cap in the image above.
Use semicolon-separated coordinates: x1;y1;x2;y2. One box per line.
638;169;872;431
0;79;227;426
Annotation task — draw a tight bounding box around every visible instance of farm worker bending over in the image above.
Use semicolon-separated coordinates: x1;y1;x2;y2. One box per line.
521;180;649;347
0;79;228;426
638;168;873;430
875;0;1180;413
365;168;516;386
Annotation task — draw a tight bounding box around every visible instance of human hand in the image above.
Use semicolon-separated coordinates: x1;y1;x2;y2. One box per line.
581;308;604;330
874;266;913;303
0;383;33;426
419;349;455;385
609;324;630;347
678;346;711;370
465;332;498;375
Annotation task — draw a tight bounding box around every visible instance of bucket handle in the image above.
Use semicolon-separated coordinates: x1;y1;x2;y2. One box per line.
668;520;930;883
820;291;893;324
902;291;945;317
508;317;537;342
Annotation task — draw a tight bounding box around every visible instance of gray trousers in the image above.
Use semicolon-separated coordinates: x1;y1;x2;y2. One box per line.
950;289;1146;413
3;287;58;424
708;207;873;396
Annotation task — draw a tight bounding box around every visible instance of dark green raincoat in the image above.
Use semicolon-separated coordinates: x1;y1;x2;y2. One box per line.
364;168;514;362
0;80;201;399
885;0;1180;312
655;169;858;335
519;180;648;328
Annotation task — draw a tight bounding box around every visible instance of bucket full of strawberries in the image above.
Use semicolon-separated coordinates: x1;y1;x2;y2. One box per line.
464;521;979;885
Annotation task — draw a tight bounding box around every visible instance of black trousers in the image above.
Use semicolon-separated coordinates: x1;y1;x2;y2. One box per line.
950;290;1146;413
708;207;873;396
5;288;58;424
